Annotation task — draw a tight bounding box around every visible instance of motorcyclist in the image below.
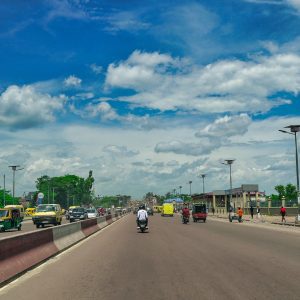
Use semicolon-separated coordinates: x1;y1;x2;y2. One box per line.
181;204;190;223
137;204;148;228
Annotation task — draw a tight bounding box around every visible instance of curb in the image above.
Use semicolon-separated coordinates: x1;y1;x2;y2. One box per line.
0;212;127;285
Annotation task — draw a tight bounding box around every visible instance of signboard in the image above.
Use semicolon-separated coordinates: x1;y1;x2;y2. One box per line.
37;192;44;205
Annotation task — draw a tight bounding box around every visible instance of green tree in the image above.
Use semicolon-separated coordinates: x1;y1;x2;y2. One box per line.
0;189;16;207
285;183;297;201
35;171;95;208
274;185;285;199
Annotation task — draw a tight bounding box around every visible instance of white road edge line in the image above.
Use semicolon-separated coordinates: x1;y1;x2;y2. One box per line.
0;215;127;294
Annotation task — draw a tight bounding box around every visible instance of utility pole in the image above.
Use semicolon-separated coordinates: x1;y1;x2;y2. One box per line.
222;160;235;211
3;174;5;207
179;186;182;196
188;181;192;196
201;174;206;200
8;165;24;200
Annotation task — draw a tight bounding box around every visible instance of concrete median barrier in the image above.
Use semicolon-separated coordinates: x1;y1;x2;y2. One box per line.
0;229;58;283
0;212;126;285
97;216;108;229
81;218;99;237
53;222;85;251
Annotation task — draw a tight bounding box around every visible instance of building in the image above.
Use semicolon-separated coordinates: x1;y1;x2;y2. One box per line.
191;184;265;213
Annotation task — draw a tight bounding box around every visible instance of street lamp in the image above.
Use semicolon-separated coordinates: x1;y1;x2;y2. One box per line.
52;187;57;204
188;181;192;196
222;160;235;210
200;174;206;200
178;186;182;195
279;125;300;220
8;165;24;200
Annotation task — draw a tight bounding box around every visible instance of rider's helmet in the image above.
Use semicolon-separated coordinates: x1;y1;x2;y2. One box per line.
140;204;145;210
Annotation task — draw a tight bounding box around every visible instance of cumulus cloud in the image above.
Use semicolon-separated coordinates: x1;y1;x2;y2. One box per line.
104;50;298;114
155;140;219;156
72;100;163;130
64;75;82;87
155;114;252;156
0;85;65;129
195;114;251;138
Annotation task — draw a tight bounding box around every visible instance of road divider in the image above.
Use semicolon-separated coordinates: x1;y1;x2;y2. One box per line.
0;212;126;285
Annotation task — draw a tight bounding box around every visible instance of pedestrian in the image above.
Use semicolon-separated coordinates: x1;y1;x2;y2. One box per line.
256;206;261;220
250;205;254;219
237;207;243;222
280;206;286;223
212;207;215;215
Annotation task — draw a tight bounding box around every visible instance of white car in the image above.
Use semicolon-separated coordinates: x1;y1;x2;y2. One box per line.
87;208;99;218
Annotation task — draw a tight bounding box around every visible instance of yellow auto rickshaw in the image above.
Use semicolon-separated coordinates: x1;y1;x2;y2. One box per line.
0;207;22;232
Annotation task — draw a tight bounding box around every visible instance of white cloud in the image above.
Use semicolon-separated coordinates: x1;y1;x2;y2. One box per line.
104;10;150;33
195;114;252;138
244;0;300;13
90;63;103;74
0;85;65;129
104;51;298;114
103;145;139;157
64;75;82;87
155;114;252;157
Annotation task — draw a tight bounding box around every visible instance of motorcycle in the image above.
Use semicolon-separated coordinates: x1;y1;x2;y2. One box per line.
137;219;148;232
182;215;189;224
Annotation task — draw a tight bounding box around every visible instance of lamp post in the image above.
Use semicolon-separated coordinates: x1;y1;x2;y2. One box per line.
8;165;24;200
279;125;300;219
222;160;235;211
200;174;206;201
178;186;182;196
52;187;56;204
188;181;192;196
3;174;5;207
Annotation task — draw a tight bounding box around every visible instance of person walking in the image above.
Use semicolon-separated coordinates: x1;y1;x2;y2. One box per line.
256;206;261;220
250;205;254;220
280;206;286;223
237;207;243;222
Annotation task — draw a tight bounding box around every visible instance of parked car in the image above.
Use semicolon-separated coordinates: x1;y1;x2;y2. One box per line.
87;208;99;218
69;207;88;222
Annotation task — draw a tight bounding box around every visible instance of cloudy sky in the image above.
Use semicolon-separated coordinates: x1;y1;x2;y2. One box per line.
0;0;300;198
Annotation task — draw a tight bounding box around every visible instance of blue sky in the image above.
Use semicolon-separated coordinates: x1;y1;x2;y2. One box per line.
1;0;300;198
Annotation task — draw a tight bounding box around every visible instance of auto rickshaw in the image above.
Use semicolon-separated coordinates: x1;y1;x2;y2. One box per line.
0;207;22;232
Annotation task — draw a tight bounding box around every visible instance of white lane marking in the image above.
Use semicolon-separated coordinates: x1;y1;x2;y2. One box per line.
0;216;127;295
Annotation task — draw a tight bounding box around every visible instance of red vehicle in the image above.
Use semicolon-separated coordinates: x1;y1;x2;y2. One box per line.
97;207;106;216
192;204;207;222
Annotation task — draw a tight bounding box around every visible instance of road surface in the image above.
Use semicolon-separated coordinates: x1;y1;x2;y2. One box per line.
1;214;299;300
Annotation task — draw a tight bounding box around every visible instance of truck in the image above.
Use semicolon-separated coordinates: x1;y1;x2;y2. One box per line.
161;203;174;217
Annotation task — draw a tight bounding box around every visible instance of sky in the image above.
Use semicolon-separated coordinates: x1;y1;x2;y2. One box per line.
0;0;300;199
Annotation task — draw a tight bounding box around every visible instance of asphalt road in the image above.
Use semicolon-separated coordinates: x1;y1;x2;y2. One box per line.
1;214;300;300
0;217;69;239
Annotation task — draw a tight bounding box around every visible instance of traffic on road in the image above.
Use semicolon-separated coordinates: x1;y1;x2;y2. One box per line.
0;209;299;300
